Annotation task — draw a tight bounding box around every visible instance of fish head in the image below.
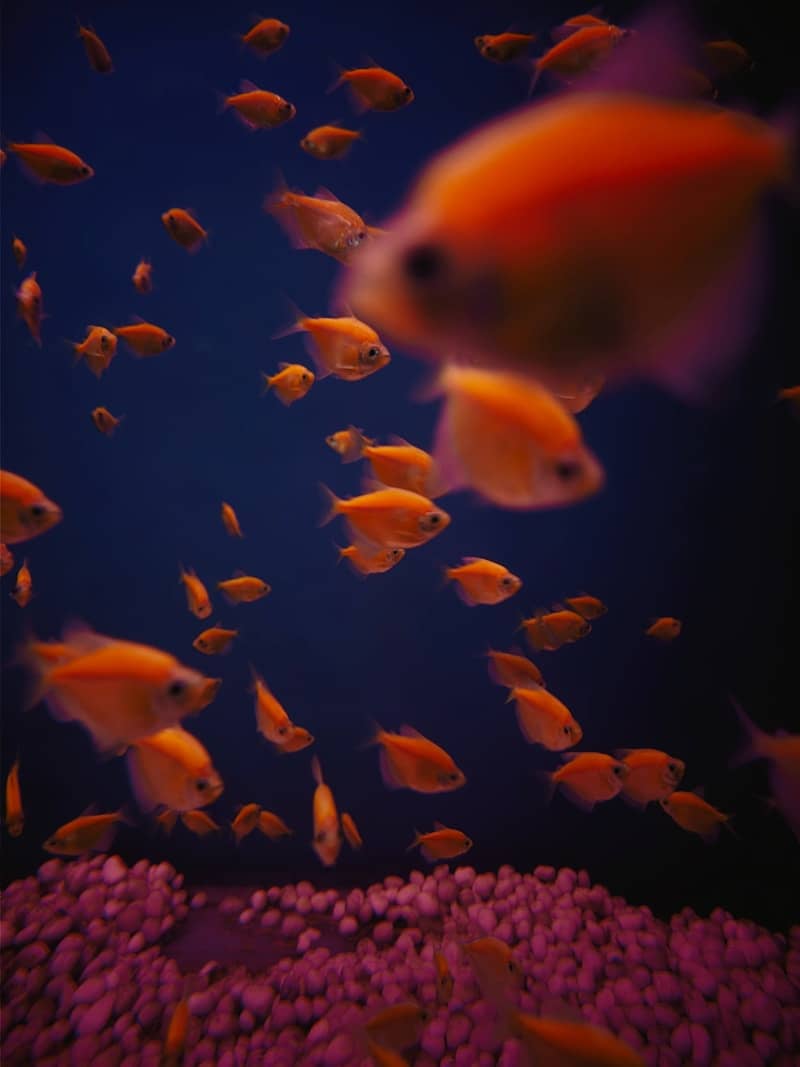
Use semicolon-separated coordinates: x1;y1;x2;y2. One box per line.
357;340;391;376
417;505;450;539
530;445;606;511
436;766;466;791
663;757;686;791
20;496;63;539
187;767;224;809
498;572;522;597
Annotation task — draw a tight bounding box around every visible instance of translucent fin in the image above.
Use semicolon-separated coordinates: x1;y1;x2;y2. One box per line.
378;747;402;789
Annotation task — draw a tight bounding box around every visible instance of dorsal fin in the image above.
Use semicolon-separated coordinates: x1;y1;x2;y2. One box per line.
399;724;426;740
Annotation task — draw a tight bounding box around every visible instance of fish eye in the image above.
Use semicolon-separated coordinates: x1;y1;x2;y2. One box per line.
401;85;413;98
485;46;497;57
164;335;174;347
29;504;46;519
507;961;515;972
428;512;441;525
449;772;459;782
404;243;446;283
554;459;581;481
80;166;90;176
612;764;624;776
196;778;208;792
563;725;572;735
167;679;187;699
363;346;381;363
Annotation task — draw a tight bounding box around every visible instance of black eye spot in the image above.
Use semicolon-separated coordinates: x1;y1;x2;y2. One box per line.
404;243;445;283
486;46;497;58
401;86;412;98
429;513;440;525
507;961;515;972
196;779;208;792
164;335;174;347
80;166;90;176
554;460;580;481
168;680;186;698
29;504;46;518
449;772;459;782
613;765;624;776
563;725;571;735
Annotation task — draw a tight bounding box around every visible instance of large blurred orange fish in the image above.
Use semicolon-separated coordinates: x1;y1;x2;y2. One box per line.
0;471;62;544
733;701;800;842
508;1010;645;1066
8;141;94;184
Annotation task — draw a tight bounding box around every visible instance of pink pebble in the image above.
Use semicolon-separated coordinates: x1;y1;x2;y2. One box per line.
338;916;358;937
323;1032;355;1066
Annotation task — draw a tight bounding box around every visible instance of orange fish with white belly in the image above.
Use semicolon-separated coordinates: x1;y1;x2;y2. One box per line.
266;183;378;264
408;823;472;862
114;321;175;356
619;748;685;806
162;208;208;252
326;426;375;461
445;557;521;606
16;272;43;345
127;726;223;812
261;363;315;405
223;81;295;129
311;756;342;867
342;77;794;400
0;471;62;544
369;723;466;793
337;543;405;577
331;65;414;112
321;486;449;549
278;311;390;382
508;685;582;750
549;752;628;810
10;559;32;606
8;140;93;185
217;572;271;604
180;566;212;619
73;326;118;378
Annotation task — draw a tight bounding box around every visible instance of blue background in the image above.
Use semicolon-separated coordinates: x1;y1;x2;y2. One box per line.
2;0;798;929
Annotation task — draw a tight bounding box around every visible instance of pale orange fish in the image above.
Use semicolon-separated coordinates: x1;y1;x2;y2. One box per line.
266;183;378;263
0;470;62;544
475;32;536;62
16;272;43;345
326;426;375;461
645;617;682;642
279;312;390;381
532;23;629;87
301;124;361;159
180;566;212;619
550;752;628;810
8;141;94;184
231;803;261;843
311;756;342;867
155;809;178;834
163;994;190;1067
220;502;243;538
4;759;23;837
733;701;800;843
44;810;126;855
273;725;315;753
132;259;152;294
341;811;363;849
337;543;405;577
486;648;545;689
192;625;237;655
11;559;32;607
332;66;414;112
434;950;453;1005
564;594;607;620
262;363;315;405
552;14;611;40
91;407;123;436
409;823;472;862
223;81;296;129
509;685;582;750
429;366;604;510
218;572;271;604
522;609;591;652
127;726;223;812
321;485;450;550
162;208;207;252
361;439;439;497
370;723;466;793
181;809;221;836
73;326;118;378
114;321;175;357
659;791;731;843
619;749;686;807
364;1002;430;1050
463;936;523;1008
257;810;292;839
508;1010;645;1066
241;17;289;56
0;544;13;576
12;236;27;268
445;557;522;606
252;670;293;744
77;22;113;73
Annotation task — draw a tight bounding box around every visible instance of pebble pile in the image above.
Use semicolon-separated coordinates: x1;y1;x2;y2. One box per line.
1;855;798;1066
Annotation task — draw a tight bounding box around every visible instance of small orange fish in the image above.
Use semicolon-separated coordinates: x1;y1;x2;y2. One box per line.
564;594;607;620
0;149;5;166
220;502;243;538
618;749;686;807
127;726;224;812
463;937;523;1008
733;701;800;843
321;486;450;550
370;723;466;793
180;566;212;619
301;125;361;159
91;407;123;436
252;670;293;744
508;1010;645;1067
12;236;27;268
550;752;628;810
257;810;292;839
223;81;296;129
552;14;611;40
4;759;23;837
341;811;363;849
364;1002;430;1050
337;543;405;576
311;756;342;867
646;617;682;642
702;39;752;80
273;725;315;753
192;625;237;655
241;17;289;56
486;648;545;689
163;994;190;1067
475;32;536;63
660;791;731;842
532;23;629;87
132;259;152;294
777;385;800;413
44;810;126;855
332;66;414;112
73;326;118;378
279;312;391;381
114;321;175;357
522;609;591;652
509;685;582;750
445;557;522;606
155;809;178;835
16;272;43;345
0;544;13;576
409;823;472;862
218;572;271;604
261;363;315;405
8;141;94;184
11;559;32;607
359;438;439;497
0;471;62;544
231;803;261;843
162;208;207;252
266;183;378;263
326;426;375;461
434;950;453;1005
78;23;113;73
181;809;221;836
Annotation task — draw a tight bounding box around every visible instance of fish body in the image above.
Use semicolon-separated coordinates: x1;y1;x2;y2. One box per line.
192;625;237;655
370;724;466;793
660;790;730;842
321;486;450;549
475;32;536;63
262;363;315;405
181;809;221;836
733;703;800;842
127;725;223;812
619;748;685;806
326;426;375;461
445;557;522;605
74;326;117;378
551;752;628;810
0;471;62;544
12;236;27;268
522;609;591;651
267;185;375;263
311;756;342;866
333;66;414;112
242;17;289;56
511;685;582;749
220;502;243;537
362;440;438;496
91;407;123;435
114;321;175;356
16;272;43;345
0;544;13;576
338;543;405;576
252;671;293;743
5;760;23;836
231;803;261;842
162;208;207;252
533;24;628;84
487;648;545;689
78;23;113;73
11;559;32;606
301;125;361;159
224;82;296;128
9;141;93;184
646;617;682;641
509;1010;645;1066
132;259;152;293
257;810;292;839
409;823;472;861
44;810;125;855
217;573;271;603
288;314;390;381
341;812;363;849
180;566;212;619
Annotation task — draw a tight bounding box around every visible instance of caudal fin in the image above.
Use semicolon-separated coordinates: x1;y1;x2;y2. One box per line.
318;483;342;527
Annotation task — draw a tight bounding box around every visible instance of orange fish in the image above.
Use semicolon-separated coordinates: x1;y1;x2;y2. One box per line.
508;1010;645;1067
181;809;221;836
231;803;261;843
180;566;212;619
114;321;175;357
0;149;5;166
326;426;376;461
550;752;628;810
555;371;606;413
301;125;361;159
217;572;271;604
223;81;295;129
475;32;536;63
0;471;62;544
0;544;13;576
12;236;27;268
646;617;682;642
341;811;363;849
702;39;752;80
434;951;453;1005
241;17;289;56
521;609;591;652
4;759;23;837
127;726;224;812
77;23;113;73
261;363;315;405
132;259;152;294
777;385;800;412
91;407;123;436
332;65;414;112
337;543;405;576
252;670;293;744
279;312;391;381
660;790;731;842
273;725;315;753
73;326;118;378
445;557;522;606
552;14;611;40
311;756;342;867
409;823;472;862
618;749;686;807
155;809;178;835
509;685;582;750
11;559;32;607
564;594;607;620
532;23;629;87
732;701;800;843
162;208;207;252
192;625;237;655
486;648;545;689
8;141;94;184
359;438;439;497
364;1002;430;1050
370;723;466;793
463;936;523;1009
257;810;292;839
44;810;126;855
266;183;378;263
220;502;243;538
321;485;450;549
163;994;190;1067
16;272;43;345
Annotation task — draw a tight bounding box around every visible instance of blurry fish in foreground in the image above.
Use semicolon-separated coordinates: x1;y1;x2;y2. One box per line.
301;125;361;159
162;208;208;252
369;723;466;793
73;326;118;378
702;39;752;81
463;936;524;1008
487;648;545;689
330;65;414;112
266;181;381;264
44;809;127;855
0;470;62;544
261;363;315;405
0;544;13;576
342;17;795;402
91;407;123;436
231;803;261;843
337;543;405;577
365;1038;410;1067
114;320;175;356
326;426;375;461
618;749;685;806
11;559;33;607
777;385;800;414
552;14;611;39
4;759;23;837
241;17;289;56
220;501;243;538
532;22;629;89
645;616;682;641
132;258;152;294
192;625;237;655
444;557;522;606
222;81;296;129
257;810;292;839
16;272;43;345
12;235;27;268
217;571;271;604
521;608;591;652
277;310;391;381
475;32;535;63
509;685;582;750
659;790;731;842
341;812;363;849
549;752;629;810
311;756;342;867
430;366;604;509
155;809;178;835
180;810;221;836
162;992;190;1067
507;1009;645;1067
77;22;113;73
8;140;94;184
180;566;212;619
732;700;800;842
408;823;472;862
554;372;606;413
320;485;450;549
434;950;453;1005
127;726;223;812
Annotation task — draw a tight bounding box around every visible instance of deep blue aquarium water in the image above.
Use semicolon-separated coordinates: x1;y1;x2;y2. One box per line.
1;2;798;1065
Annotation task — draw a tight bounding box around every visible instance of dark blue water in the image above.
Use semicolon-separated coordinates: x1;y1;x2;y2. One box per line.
2;0;797;930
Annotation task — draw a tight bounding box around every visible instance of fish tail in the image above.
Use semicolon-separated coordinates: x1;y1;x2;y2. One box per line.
359;719;385;752
311;755;324;786
325;61;346;95
729;696;769;767
406;829;424;853
533;769;558;806
318;483;342;527
259;372;274;396
528;59;543;97
272;296;308;340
